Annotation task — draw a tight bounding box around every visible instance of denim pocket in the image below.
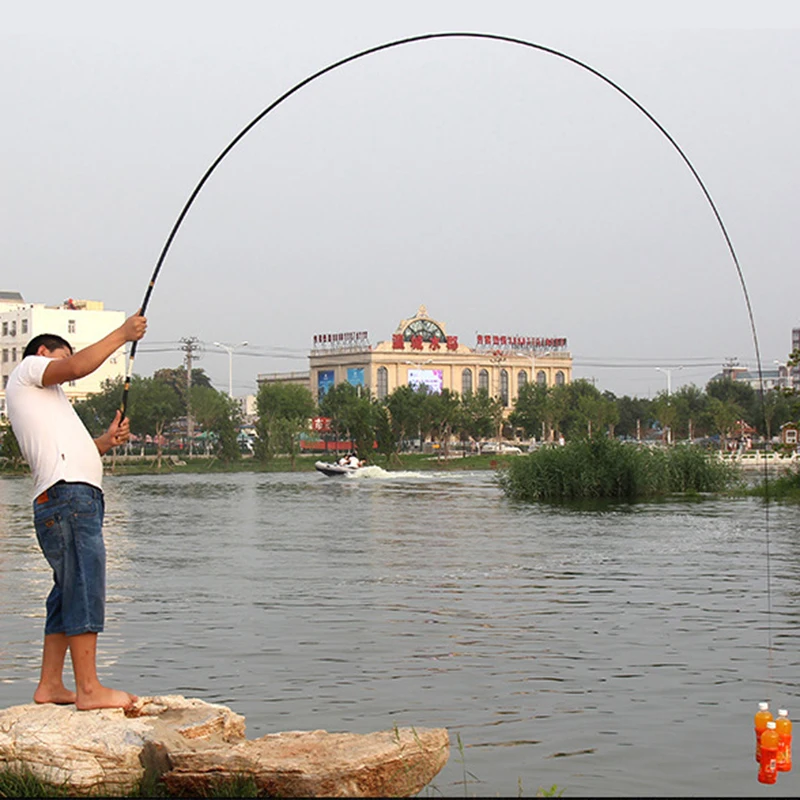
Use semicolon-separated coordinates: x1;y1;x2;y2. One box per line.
70;494;99;519
35;513;65;567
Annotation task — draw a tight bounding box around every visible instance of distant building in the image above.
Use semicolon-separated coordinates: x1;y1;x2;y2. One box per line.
713;362;784;392
257;305;573;415
0;293;126;418
237;393;258;423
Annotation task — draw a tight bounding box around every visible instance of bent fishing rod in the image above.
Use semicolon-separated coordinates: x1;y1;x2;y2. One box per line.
119;31;764;452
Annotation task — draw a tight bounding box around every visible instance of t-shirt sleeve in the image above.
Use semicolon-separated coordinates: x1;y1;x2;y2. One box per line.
17;356;53;388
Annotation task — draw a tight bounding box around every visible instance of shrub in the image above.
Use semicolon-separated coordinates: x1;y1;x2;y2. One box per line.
498;437;736;502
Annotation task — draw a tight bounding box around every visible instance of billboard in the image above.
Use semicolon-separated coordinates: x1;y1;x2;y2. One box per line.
408;369;443;394
347;367;365;387
317;370;335;397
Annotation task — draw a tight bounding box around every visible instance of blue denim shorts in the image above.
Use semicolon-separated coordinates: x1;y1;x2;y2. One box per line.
33;482;106;637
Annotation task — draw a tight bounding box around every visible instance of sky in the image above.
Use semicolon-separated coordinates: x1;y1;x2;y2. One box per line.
3;1;800;398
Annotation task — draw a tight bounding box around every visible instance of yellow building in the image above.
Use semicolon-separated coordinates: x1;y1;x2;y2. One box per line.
307;305;572;411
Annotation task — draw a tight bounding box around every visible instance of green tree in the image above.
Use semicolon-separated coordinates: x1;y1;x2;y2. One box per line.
672;384;707;441
125;375;184;469
707;396;744;451
153;366;213;403
508;382;549;440
373;404;396;463
458;388;503;446
0;422;24;469
190;385;241;461
256;382;316;468
73;377;125;437
319;383;376;460
425;388;461;459
383;384;425;458
653;392;679;445
614;395;656;440
706;377;757;425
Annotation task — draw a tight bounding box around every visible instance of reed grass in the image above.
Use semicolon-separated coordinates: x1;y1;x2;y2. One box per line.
499;438;737;502
750;465;800;501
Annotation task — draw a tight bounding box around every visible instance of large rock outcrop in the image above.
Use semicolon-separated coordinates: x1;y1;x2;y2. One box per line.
0;695;449;797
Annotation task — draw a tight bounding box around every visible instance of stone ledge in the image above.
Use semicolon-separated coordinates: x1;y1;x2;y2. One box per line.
0;695;449;797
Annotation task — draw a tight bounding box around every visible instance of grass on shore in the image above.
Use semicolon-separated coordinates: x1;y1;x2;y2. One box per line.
0;765;260;798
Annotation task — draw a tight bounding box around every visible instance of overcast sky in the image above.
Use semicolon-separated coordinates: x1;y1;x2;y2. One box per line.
3;1;799;397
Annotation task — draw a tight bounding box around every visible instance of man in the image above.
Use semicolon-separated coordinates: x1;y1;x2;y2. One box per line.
6;312;147;709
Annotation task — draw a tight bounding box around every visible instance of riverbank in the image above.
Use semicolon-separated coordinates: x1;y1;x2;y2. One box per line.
106;452;518;476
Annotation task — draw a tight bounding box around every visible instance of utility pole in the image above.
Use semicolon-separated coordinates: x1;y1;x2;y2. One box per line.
180;337;201;456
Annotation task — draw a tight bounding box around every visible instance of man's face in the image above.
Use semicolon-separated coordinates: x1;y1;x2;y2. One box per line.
38;346;71;360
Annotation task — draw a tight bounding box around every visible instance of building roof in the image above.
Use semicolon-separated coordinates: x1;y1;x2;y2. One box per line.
0;291;24;303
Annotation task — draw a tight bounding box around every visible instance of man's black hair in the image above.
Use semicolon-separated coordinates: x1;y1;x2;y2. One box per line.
23;334;73;358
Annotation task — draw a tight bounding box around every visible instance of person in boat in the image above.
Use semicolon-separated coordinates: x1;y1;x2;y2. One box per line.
5;313;147;710
347;453;361;468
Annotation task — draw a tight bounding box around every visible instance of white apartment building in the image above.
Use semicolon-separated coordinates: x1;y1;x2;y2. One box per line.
0;292;126;418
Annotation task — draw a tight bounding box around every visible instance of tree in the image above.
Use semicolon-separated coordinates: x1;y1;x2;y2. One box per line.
190;385;241;461
653;393;679;445
707;396;744;451
0;422;24;469
614;395;656;440
458;388;503;446
425;389;461;459
508;382;549;440
383;384;425;457
73;377;125;437
153;366;213;408
256;382;316;468
125;375;184;469
706;378;757;424
318;383;377;460
672;384;707;441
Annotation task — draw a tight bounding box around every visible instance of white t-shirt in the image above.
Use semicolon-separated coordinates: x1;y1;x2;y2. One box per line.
6;355;103;499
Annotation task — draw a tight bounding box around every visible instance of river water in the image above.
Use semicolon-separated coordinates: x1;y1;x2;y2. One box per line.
1;469;799;797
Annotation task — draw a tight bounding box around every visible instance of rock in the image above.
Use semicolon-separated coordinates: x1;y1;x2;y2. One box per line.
0;695;449;797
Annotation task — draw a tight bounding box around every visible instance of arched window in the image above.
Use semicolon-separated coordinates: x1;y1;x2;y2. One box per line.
462;368;473;396
377;366;388;400
517;370;527;391
500;369;509;407
537;370;547;386
478;369;489;392
555;370;565;386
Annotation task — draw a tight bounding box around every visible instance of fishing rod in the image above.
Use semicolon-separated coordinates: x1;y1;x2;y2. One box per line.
119;31;765;424
120;25;776;707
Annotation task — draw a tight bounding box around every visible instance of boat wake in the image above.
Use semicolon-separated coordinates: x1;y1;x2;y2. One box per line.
348;465;428;480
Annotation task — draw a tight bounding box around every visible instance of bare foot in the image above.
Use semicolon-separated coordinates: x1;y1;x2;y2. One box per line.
76;686;138;711
33;685;77;705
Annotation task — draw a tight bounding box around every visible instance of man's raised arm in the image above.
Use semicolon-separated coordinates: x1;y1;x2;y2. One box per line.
42;313;147;387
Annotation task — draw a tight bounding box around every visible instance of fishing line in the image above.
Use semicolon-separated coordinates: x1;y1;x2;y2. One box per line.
120;30;773;678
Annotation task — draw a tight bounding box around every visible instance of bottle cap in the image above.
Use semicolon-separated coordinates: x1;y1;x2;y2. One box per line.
760;702;770;711
767;721;777;729
778;709;788;717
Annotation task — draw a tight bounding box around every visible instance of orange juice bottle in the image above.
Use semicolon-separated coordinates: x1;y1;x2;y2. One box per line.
776;709;792;772
759;721;780;784
755;702;773;762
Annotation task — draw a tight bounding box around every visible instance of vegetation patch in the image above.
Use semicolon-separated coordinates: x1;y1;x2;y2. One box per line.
498;437;739;502
749;466;800;501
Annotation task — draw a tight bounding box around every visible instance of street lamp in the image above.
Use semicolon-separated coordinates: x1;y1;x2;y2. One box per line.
214;341;248;397
655;365;683;395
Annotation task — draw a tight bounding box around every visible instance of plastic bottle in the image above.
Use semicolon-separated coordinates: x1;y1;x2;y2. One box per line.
776;709;792;772
755;702;773;763
759;721;780;784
